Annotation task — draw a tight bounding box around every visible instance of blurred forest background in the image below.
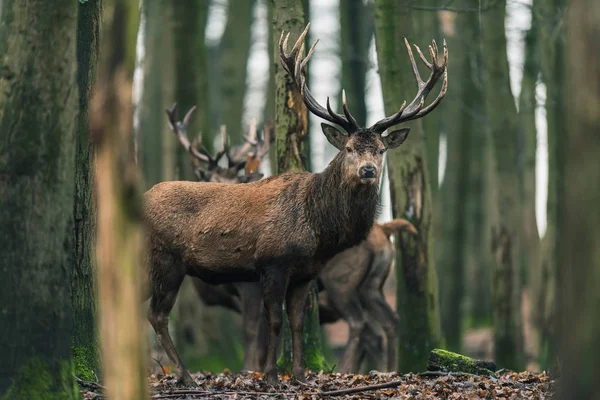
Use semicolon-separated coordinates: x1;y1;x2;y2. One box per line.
1;0;598;398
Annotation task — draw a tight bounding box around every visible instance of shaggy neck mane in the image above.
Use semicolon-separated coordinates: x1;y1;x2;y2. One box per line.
306;152;380;260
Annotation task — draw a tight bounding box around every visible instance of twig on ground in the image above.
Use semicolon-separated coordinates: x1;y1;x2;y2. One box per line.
318;379;404;397
151;389;294;399
153;357;167;375
76;376;106;391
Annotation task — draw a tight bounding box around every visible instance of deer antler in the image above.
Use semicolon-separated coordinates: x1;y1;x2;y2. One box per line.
279;23;360;133
228;118;259;165
368;38;448;133
166;103;212;164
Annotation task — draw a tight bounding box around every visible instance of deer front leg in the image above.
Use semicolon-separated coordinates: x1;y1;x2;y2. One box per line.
147;265;195;386
237;282;267;372
260;268;288;385
285;279;313;381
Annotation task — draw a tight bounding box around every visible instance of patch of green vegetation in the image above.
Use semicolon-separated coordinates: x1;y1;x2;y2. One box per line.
2;358;79;400
72;345;98;382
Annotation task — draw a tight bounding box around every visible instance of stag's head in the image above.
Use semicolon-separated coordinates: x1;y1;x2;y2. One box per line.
166;106;269;184
279;23;448;185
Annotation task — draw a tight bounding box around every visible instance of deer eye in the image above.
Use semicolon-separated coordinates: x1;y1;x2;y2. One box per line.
346;147;353;153
379;148;387;155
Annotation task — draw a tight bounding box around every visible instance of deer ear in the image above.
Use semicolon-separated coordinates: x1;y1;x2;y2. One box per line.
321;123;347;150
382;128;410;149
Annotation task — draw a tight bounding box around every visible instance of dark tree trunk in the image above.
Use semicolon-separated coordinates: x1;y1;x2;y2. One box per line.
0;2;79;397
72;0;103;382
481;0;524;370
558;0;600;397
172;0;211;180
91;0;148;398
374;0;442;372
272;0;325;372
437;2;481;352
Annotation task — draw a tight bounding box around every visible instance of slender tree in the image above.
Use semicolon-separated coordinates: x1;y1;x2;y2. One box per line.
219;0;256;144
271;0;325;372
436;3;481;352
71;0;103;382
374;0;442;372
536;0;565;369
558;0;600;397
0;2;79;397
91;0;148;398
481;0;524;370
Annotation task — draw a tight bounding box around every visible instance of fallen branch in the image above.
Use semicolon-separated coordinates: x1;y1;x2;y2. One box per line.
318;380;404;397
427;349;496;376
75;376;106;391
151;389;295;399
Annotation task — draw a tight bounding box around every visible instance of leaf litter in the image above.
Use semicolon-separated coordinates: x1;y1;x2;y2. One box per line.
78;369;555;399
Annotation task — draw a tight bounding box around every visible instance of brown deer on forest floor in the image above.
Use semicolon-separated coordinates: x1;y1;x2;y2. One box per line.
142;23;447;386
168;109;417;374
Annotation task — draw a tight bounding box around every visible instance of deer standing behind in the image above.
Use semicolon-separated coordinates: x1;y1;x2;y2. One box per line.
168;111;417;374
142;23;448;386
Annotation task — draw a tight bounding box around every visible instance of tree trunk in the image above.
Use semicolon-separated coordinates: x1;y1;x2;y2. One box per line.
71;0;103;383
172;0;210;181
272;0;325;372
558;1;600;397
481;0;523;370
0;2;79;397
339;0;373;128
91;0;148;398
219;0;255;144
536;0;565;370
374;0;442;372
437;3;481;352
518;0;543;367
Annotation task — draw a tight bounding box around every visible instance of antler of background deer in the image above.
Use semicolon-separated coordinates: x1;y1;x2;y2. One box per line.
279;23;448;135
166;103;212;164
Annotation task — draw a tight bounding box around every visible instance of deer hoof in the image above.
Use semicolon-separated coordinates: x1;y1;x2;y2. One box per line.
177;371;197;387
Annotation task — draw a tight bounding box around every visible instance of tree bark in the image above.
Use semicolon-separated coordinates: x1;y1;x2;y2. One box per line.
558;0;600;397
0;2;79;397
91;0;148;398
437;3;480;352
374;0;442;372
536;0;565;370
271;0;325;372
219;0;255;144
71;0;103;383
172;0;210;181
481;0;523;370
339;0;373;128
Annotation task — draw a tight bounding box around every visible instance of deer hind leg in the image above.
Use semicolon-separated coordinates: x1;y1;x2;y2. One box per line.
357;322;388;372
360;288;399;372
147;253;193;386
237;282;267;372
260;267;288;385
285;279;313;381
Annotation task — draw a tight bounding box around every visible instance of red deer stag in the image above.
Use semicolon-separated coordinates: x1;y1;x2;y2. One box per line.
169;109;417;373
143;23;447;386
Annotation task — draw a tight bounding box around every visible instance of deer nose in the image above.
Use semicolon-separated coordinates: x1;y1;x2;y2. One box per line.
359;164;377;179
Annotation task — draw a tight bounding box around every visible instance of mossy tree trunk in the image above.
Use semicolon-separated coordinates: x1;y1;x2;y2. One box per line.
436;2;480;352
481;0;524;370
0;2;79;397
272;0;325;372
536;0;565;370
71;0;103;382
92;0;148;398
374;0;442;373
558;0;600;397
219;0;255;144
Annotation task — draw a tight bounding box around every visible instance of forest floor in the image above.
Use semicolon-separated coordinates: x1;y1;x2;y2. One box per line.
79;369;555;399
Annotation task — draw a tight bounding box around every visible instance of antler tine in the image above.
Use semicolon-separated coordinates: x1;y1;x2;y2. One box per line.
214;125;229;164
227;118;259;166
257;122;273;160
166;103;212;164
279;24;360;133
368;38;448;133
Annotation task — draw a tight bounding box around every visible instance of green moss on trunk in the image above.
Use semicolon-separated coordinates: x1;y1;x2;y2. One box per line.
0;1;79;397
